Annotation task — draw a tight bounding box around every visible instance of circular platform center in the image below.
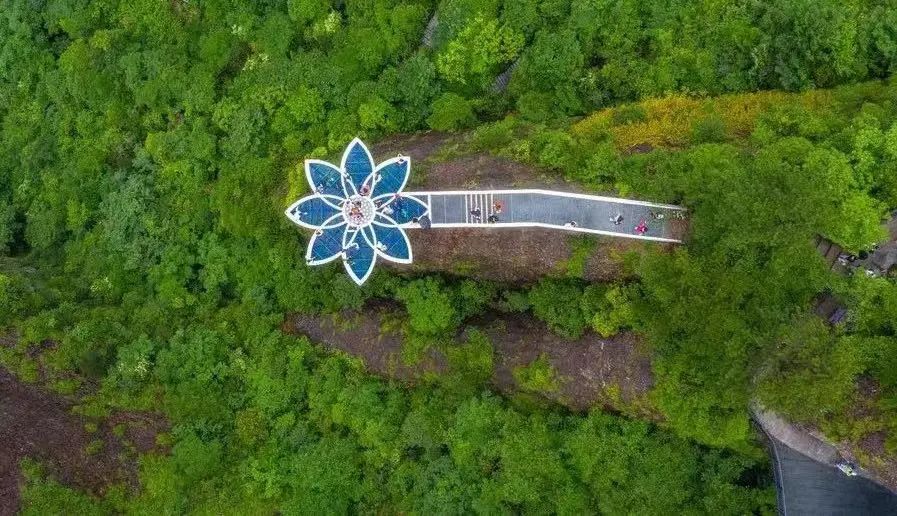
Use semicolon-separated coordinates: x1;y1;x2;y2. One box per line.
343;195;375;227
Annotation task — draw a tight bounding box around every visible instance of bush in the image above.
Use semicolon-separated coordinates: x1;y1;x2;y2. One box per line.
757;318;867;422
691;114;727;144
583;285;637;337
528;278;587;339
427;93;476;131
396;277;460;336
513;353;559;392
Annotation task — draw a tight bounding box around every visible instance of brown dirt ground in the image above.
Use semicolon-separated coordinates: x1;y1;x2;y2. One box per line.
286;306;448;381
481;315;655;416
374;131;453;165
405;228;660;283
283;308;657;418
0;366;167;515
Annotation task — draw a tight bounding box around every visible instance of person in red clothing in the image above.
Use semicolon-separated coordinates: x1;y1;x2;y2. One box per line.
635;219;648;235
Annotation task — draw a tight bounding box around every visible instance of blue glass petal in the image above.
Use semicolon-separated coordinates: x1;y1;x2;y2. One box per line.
377;195;428;224
373;220;411;263
286;195;342;228
306;160;346;198
341;139;374;194
306;222;347;264
342;228;376;285
371;157;410;198
360;225;377;249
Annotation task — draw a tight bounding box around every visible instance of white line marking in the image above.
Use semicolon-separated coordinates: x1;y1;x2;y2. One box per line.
425;222;681;243
770;440;788;516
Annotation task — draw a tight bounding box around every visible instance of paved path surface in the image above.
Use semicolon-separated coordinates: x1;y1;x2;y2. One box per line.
406;189;685;243
769;437;897;515
755;403;897;514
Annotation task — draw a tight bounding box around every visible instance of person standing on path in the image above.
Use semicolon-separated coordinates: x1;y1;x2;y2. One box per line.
635;219;648;235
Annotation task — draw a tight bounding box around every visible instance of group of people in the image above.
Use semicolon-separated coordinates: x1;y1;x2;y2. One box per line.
462;204;662;235
345;198;368;225
558;213;649;235
316;169;389;196
469;199;504;223
289;205;306;219
610;212;649;235
607;212;647;235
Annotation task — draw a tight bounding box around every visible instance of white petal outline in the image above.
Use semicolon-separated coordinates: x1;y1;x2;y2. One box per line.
305;214;348;265
289;139;418;285
367;155;411;199
372;213;413;264
361;225;377;249
285;194;345;229
373;194;429;226
372;193;397;207
305;159;351;200
341;225;377;285
340;137;375;195
342;171;357;198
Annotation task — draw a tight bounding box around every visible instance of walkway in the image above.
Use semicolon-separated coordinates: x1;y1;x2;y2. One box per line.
405;189;685;243
768;437;897;515
754;404;897;515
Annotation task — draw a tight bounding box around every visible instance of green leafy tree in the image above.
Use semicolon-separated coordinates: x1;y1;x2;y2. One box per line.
511;29;585;118
427;93;476;131
396;277;460;336
758;317;867;421
528;278;587;339
436;16;523;89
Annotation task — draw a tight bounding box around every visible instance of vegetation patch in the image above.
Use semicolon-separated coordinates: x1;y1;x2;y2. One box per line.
4;0;897;510
512;353;560;393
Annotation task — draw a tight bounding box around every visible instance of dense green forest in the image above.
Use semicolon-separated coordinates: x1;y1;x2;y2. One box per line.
3;0;897;513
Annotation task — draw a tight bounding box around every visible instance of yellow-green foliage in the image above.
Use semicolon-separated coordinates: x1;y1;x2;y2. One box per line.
560;235;597;278
513;353;560;393
572;90;835;150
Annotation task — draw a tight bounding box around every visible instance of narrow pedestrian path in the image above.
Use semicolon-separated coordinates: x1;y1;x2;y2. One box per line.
406;189;685;243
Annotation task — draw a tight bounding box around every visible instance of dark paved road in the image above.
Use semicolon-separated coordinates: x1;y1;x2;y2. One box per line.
770;437;897;515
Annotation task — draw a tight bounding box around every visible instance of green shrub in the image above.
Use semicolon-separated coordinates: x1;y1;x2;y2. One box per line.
612;104;647;125
691;114;727;144
427;93;476;131
396;277;460;336
513;353;559;392
528;278;587;339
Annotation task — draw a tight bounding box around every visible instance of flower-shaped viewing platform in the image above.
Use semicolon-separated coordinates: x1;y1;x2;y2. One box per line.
286;139;685;285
